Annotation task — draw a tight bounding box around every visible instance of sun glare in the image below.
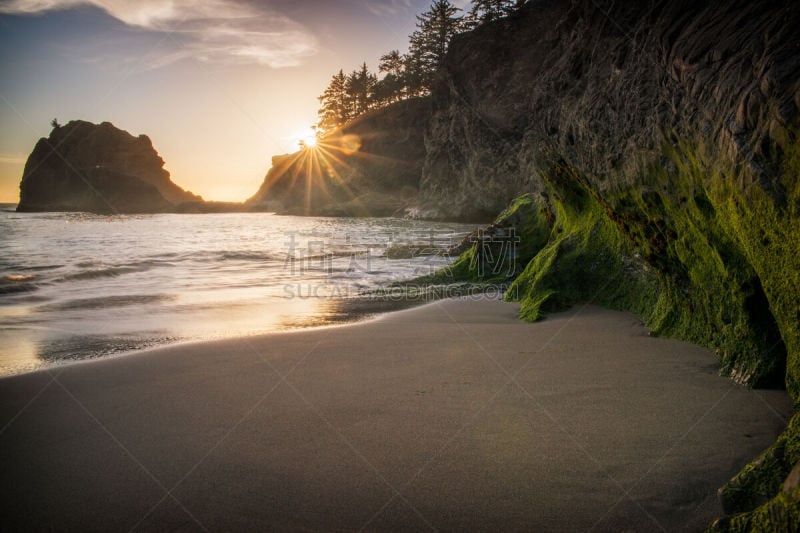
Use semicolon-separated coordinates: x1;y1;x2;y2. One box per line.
295;126;318;150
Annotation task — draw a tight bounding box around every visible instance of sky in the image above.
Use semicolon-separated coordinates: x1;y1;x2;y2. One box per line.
0;0;471;203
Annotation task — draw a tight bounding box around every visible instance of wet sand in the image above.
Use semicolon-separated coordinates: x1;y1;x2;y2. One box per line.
0;298;792;532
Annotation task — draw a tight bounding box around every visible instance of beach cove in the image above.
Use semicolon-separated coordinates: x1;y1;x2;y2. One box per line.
0;297;790;531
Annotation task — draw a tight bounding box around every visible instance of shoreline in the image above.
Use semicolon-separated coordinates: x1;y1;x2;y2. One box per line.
0;209;483;379
1;285;500;380
0;297;792;531
0;294;445;381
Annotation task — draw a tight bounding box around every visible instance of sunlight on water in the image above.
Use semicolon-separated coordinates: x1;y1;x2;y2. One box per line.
0;209;478;376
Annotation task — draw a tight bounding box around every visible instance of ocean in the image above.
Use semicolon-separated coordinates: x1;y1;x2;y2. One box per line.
0;206;478;376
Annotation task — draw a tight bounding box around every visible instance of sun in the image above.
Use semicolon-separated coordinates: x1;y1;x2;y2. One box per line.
295;126;318;150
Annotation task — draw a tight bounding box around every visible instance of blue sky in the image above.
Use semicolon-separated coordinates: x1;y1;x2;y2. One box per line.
0;0;469;202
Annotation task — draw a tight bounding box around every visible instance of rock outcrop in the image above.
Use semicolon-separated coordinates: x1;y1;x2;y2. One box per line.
246;98;429;217
418;0;799;527
17;120;202;214
421;0;800;221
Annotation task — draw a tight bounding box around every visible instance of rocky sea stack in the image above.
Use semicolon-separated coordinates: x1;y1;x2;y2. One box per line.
17;120;201;214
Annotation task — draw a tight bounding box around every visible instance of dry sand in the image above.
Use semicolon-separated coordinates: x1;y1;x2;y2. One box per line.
0;298;793;532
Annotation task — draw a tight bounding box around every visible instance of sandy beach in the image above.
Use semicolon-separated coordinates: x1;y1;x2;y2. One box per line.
0;298;792;532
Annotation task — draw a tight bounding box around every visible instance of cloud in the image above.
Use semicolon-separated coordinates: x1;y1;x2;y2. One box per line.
0;0;318;68
363;0;471;18
363;0;416;17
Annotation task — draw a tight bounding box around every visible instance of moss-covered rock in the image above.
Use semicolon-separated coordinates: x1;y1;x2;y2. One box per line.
437;135;799;527
441;179;799;530
418;1;800;526
716;412;800;519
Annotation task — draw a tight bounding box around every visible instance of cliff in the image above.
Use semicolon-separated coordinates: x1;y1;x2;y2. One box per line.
420;0;800;527
246;98;429;216
17;120;202;214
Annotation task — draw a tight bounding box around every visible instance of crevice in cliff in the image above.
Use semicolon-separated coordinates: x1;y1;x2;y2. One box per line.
743;276;787;389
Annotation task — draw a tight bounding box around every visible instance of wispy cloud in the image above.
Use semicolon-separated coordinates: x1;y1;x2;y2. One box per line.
363;0;416;17
0;0;318;68
363;0;470;18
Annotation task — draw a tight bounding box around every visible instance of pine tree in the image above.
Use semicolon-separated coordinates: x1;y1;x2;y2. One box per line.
317;70;350;133
315;0;486;129
464;0;517;29
345;63;377;117
376;50;407;103
407;0;464;92
379;50;405;79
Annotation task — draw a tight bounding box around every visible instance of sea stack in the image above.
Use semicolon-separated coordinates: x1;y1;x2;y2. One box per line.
17;120;201;214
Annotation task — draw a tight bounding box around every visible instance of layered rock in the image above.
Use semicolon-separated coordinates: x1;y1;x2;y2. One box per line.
247;98;429;216
419;0;800;527
17;120;201;214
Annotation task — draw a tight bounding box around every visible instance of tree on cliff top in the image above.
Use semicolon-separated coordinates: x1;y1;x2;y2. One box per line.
345;62;378;117
316;0;469;133
317;64;379;134
464;0;517;28
317;70;350;133
408;0;464;90
374;50;407;104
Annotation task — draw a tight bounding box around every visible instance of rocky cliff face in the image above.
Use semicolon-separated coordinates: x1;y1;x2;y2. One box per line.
421;0;800;221
247;98;429;216
421;0;800;527
17;120;201;214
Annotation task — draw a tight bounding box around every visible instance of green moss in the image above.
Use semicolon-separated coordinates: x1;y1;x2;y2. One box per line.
710;490;800;533
507;179;658;322
509;139;794;388
718;412;800;515
663;138;799;392
412;192;551;287
434;140;793;391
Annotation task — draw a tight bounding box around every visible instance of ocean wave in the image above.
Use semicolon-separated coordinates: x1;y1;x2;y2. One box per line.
35;333;181;364
59;265;149;282
0;282;38;295
54;252;278;284
23;264;64;272
0;264;63;272
168;250;280;263
39;293;176;312
0;272;41;296
216;250;279;262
